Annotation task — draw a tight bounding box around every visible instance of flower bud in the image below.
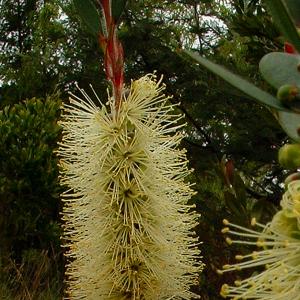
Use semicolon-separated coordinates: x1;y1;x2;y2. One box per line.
278;144;300;169
284;172;300;187
277;84;300;112
284;42;296;54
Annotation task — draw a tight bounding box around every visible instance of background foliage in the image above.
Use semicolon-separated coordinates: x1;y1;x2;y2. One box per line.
0;0;290;299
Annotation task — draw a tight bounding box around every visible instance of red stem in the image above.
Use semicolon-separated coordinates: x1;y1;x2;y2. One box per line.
99;0;124;114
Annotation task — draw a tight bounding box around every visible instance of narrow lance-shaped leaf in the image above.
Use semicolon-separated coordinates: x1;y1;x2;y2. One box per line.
184;50;288;111
265;0;300;53
284;0;300;25
73;0;101;36
111;0;127;23
99;0;111;38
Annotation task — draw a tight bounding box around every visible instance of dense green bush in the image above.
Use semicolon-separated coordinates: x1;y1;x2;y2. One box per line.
0;96;62;262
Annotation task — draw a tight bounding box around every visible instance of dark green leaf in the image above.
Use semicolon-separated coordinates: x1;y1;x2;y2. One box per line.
265;0;300;53
232;173;246;205
224;191;243;218
111;0;127;23
284;0;300;24
250;199;277;222
184;50;287;111
259;52;300;88
73;0;101;36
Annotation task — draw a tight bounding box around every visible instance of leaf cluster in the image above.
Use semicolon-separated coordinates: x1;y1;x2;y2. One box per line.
0;96;62;262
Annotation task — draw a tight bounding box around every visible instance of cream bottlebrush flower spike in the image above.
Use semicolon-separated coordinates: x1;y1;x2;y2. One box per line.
58;74;203;299
218;180;300;300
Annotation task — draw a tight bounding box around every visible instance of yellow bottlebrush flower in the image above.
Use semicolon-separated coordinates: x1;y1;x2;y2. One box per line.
218;181;300;299
58;74;203;300
281;179;300;225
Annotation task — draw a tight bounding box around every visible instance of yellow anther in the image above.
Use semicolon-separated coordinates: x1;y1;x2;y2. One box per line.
223;264;231;270
217;269;223;275
249;280;255;286
234;280;242;286
252;251;258;259
220;284;229;298
256;239;264;247
221;227;230;234
235;255;244;260
223;219;229;226
226;237;233;245
251;217;256;226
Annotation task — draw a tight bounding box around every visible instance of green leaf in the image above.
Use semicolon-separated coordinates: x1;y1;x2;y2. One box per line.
232;173;246;206
73;0;101;36
251;200;277;222
259;52;300;88
224;190;248;225
111;0;127;23
284;0;300;24
224;191;243;218
184;50;287;111
276;110;300;142
265;0;300;53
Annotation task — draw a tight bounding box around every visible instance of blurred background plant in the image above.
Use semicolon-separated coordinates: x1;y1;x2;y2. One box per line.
186;0;300;298
0;96;63;299
0;0;294;299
